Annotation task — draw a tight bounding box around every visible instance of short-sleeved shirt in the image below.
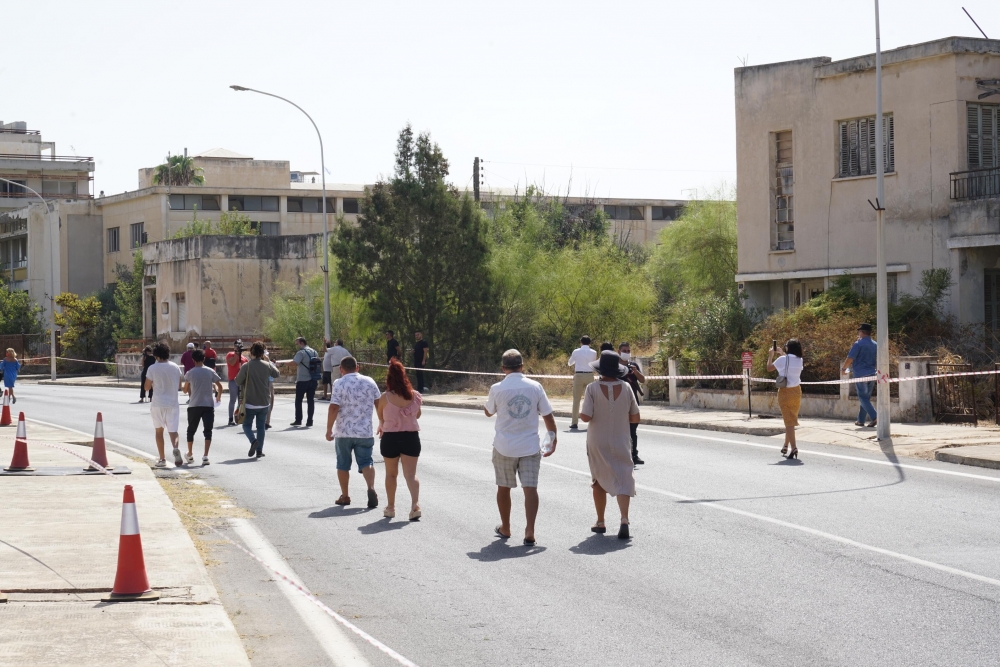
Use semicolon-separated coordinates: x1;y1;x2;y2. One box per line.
772;354;803;388
386;339;400;362
568;346;598;372
293;347;317;382
331;372;382;438
225;351;247;381
203;348;218;369
146;361;182;408
848;337;878;378
413;340;429;365
180;350;195;373
485;373;553;458
184;366;222;408
326;345;350;371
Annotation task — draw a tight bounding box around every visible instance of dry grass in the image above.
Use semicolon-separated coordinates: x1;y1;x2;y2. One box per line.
156;475;252;566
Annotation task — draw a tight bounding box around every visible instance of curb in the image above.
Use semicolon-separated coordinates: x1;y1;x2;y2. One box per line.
934;450;1000;470
420;398;787;437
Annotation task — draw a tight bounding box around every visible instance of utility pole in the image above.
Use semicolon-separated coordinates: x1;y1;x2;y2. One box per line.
473;157;481;202
874;0;890;441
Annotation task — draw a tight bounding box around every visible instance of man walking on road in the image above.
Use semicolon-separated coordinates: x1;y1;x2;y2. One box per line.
145;342;183;468
413;331;430;392
291;336;319;427
567;336;597;430
386;330;401;363
226;340;247;426
484;349;558;546
619;342;646;465
183;349;223;465
326;356;382;508
842;323;879;428
320;340;333;401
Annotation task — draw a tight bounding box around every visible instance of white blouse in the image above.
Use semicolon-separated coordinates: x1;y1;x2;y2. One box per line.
773;354;803;388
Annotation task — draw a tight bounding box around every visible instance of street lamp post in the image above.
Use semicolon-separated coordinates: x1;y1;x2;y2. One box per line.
0;176;58;380
229;85;332;344
874;1;890;441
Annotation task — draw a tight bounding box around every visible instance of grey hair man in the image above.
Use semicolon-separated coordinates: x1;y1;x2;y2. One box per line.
484;349;558;546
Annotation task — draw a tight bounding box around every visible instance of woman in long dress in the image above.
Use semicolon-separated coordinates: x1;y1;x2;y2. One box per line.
580;350;640;540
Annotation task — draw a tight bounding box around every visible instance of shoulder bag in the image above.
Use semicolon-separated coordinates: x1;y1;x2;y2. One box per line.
235;362;250;425
775;356;789;389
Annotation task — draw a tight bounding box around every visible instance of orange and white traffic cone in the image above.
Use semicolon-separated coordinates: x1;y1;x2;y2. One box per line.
102;485;159;602
0;390;11;427
86;412;113;472
4;412;32;472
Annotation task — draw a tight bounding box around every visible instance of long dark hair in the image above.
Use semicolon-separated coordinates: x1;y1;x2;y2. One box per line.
386;358;414;400
785;338;804;358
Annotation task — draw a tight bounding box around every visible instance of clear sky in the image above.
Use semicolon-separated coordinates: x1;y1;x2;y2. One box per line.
3;1;998;199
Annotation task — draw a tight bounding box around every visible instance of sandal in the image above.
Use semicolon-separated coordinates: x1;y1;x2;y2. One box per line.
780;445;788;456
523;536;536;545
618;523;631;540
591;522;607;534
383;507;395;518
409;508;421;521
494;525;510;539
854;421;865;427
335;495;351;506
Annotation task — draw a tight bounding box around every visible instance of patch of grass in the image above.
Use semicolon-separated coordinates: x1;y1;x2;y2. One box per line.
156;475;252;566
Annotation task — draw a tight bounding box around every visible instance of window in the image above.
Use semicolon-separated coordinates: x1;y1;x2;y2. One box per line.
294;197;336;213
260;222;280;236
837;114;894;178
129;222;145;248
343;198;359;214
107;227;120;253
773;131;794;250
968;103;999;170
230;195;278;212
0;179;26;197
287;197;303;212
174;293;187;332
602;205;644;220
851;274;898;305
169;194;220;211
651;206;682;221
42;180;77;195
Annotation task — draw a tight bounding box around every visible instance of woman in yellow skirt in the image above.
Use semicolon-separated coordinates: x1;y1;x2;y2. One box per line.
768;339;803;459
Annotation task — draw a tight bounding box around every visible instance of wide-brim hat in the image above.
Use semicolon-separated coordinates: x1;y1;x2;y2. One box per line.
590;350;627;378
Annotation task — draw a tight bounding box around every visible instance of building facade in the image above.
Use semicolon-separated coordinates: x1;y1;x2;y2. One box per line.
734;37;1000;332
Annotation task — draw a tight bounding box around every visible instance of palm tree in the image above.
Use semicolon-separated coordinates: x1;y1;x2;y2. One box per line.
152;154;205;186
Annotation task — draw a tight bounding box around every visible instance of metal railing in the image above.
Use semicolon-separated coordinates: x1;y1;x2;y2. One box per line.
0;128;40;135
0;191;92;200
0;153;93;163
951;166;1000;201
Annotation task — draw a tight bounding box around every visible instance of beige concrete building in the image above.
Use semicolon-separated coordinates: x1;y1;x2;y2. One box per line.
735;37;1000;332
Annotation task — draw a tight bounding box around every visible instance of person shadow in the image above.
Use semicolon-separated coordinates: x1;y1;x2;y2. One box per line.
569;533;632;555
358;518;411;535
308;506;369;518
467;540;546;562
219;458;259;465
771;457;804;467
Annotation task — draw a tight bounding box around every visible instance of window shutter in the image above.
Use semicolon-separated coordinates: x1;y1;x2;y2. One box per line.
883;114;895;173
983;106;996;169
858;118;870;174
848;120;859;177
839;122;849;177
968;104;981;169
867;116;877;175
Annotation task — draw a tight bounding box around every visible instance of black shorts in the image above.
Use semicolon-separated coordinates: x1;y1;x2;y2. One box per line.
380;431;421;458
322;371;332;385
187;406;215;441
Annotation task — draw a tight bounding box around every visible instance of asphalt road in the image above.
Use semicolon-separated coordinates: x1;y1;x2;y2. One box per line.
12;383;1000;666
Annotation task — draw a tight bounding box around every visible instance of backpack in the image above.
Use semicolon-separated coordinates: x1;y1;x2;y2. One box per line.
302;348;323;381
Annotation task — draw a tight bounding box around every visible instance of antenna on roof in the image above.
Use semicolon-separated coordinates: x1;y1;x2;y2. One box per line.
962;7;989;39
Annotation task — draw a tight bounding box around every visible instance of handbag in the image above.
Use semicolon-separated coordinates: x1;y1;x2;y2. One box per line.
775;356;789;389
235;363;250;425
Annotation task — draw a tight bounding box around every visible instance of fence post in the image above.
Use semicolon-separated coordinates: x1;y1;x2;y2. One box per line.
667;358;679;406
840;358;850;403
897;355;936;423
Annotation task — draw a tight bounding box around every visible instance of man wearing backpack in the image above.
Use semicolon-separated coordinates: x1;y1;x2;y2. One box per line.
291;336;321;427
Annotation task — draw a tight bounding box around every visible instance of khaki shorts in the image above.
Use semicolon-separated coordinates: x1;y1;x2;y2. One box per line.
492;449;541;488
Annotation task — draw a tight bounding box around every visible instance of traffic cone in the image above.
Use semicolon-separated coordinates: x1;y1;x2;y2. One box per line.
102;485;159;602
4;413;32;472
86;412;113;472
0;390;11;427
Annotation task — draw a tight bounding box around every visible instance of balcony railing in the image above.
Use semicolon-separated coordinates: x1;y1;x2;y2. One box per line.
0;192;92;200
0;128;40;135
0;153;93;163
951;167;1000;201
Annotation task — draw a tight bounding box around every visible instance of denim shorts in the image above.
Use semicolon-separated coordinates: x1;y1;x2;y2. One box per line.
335;437;375;472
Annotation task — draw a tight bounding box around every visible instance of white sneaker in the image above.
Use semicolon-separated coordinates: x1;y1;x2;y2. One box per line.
172;448;183;466
185;453;194;464
154;459;167;468
202;456;210;465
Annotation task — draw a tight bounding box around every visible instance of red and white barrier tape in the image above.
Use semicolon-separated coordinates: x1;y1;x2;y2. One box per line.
20;356;143;369
26;441;420;667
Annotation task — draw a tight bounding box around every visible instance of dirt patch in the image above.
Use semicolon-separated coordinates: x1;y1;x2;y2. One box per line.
156;475;252;566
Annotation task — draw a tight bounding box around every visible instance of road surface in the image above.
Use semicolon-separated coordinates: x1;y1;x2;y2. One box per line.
13;383;1000;666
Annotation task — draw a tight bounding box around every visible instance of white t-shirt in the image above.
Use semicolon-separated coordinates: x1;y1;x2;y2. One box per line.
146;361;182;408
330;372;381;438
485;373;553;457
324;345;350;372
773;354;803;388
567;345;598;372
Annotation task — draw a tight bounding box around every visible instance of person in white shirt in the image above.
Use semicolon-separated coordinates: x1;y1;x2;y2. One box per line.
768;338;804;460
567;335;597;429
323;339;351;397
326;356;382;508
484;349;558;546
144;342;184;468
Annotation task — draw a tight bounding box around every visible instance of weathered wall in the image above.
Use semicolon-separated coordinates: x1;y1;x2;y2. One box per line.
66;214;104;295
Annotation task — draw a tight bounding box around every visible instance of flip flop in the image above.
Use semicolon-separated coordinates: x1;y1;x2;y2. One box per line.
591;523;607;534
523;537;536;546
494;525;510;539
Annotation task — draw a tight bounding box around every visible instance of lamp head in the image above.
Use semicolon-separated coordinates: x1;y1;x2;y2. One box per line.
230;85;248;91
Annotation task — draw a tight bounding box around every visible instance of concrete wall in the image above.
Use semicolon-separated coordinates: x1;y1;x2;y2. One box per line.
138;158;291;189
66;214;104;296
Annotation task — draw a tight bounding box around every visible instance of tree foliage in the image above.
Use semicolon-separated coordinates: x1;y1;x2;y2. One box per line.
172;209;257;238
152;154;205;186
112;251;144;340
332;125;493;366
0;278;44;335
54;292;105;360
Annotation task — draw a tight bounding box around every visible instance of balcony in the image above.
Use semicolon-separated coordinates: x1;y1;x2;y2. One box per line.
0;152;92;163
951;167;1000;201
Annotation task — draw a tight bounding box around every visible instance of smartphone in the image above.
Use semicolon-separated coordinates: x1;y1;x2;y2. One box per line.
772;339;778;351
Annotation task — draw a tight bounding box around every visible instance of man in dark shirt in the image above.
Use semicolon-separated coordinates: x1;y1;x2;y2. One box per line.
413;331;430;391
385;331;400;363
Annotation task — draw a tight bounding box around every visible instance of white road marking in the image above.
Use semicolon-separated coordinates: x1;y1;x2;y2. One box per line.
229;518;371;667
436;440;1000;591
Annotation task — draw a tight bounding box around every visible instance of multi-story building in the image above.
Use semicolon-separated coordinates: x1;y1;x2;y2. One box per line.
734;37;1000;334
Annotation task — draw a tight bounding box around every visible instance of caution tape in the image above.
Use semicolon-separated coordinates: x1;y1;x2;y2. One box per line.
29;441;420;667
19;356;143;369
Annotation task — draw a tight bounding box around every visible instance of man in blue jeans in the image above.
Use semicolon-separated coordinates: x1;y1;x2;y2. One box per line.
326;356;382;508
291;336;319;427
842;323;879;427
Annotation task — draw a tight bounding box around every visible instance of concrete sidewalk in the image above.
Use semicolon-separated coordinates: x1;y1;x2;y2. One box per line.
423;393;1000;465
0;421;250;666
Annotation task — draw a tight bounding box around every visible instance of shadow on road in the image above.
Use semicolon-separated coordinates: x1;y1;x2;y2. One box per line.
358;518;412;535
219;458;259;465
569;534;632;555
308;506;370;518
467;541;546;562
771;458;804;467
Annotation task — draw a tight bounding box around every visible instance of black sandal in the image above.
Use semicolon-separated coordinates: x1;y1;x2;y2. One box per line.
523;537;536;546
780;445;788;456
494;525;510;539
618;523;631;540
591;522;607;534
